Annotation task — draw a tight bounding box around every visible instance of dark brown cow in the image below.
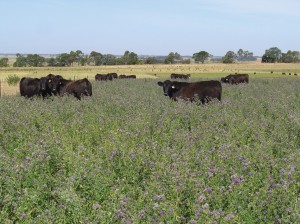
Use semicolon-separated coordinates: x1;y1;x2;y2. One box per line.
59;78;92;100
170;73;190;79
47;74;63;95
221;74;249;84
118;74;136;79
95;74;112;81
19;77;42;98
157;80;222;104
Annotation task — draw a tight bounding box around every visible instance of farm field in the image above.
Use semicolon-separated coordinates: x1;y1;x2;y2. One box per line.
1;62;300;96
0;63;300;223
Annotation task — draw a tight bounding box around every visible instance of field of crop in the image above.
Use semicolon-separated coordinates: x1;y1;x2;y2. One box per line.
0;63;300;223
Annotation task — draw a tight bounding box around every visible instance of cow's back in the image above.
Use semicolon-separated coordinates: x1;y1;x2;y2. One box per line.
173;80;222;103
19;77;41;97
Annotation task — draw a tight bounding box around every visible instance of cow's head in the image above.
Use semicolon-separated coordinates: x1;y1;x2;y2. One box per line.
40;77;48;91
157;80;180;97
47;74;63;95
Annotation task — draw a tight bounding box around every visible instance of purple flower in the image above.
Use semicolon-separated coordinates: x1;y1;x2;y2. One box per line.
205;187;212;193
93;204;100;209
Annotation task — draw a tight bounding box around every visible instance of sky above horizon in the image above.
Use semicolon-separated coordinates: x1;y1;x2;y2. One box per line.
1;0;299;56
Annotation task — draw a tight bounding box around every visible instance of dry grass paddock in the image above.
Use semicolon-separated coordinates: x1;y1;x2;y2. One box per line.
0;62;300;96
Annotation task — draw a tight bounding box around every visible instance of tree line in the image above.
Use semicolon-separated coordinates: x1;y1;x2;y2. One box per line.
0;47;299;67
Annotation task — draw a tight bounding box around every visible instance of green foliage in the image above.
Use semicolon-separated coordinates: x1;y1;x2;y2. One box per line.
5;74;20;86
0;78;300;223
165;52;181;64
0;57;9;67
222;51;237;63
26;54;45;67
281;50;300;63
13;54;27;67
193;51;210;64
236;49;256;61
122;50;138;65
262;47;282;63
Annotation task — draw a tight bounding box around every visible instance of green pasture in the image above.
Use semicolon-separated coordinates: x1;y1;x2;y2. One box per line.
0;76;300;223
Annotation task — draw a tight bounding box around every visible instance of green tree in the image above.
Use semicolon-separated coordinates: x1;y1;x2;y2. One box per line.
47;58;57;66
222;51;237;64
193;51;210;64
56;53;72;66
262;47;282;63
0;58;9;67
122;51;138;65
26;54;45;67
13;54;27;67
165;52;175;64
281;50;300;63
101;54;116;65
89;51;103;66
144;57;160;64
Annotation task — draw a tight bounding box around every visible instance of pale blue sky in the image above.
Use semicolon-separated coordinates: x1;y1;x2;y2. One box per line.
1;0;299;56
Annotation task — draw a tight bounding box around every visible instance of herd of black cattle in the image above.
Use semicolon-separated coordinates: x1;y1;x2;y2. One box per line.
19;72;249;102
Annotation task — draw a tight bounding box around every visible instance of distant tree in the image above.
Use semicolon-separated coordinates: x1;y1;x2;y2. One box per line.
47;58;57;66
0;58;9;67
262;47;282;63
222;51;237;64
80;56;89;66
237;49;244;58
89;51;103;66
56;53;73;66
144;57;160;64
101;54;116;65
193;51;210;64
26;54;45;67
13;54;27;67
281;50;300;63
164;52;182;64
236;49;255;61
122;50;138;65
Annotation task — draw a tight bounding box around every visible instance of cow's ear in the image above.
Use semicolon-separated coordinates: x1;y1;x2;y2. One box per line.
157;81;163;86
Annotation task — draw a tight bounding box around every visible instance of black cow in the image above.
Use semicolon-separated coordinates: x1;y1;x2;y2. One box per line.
95;74;113;81
170;73;190;79
19;77;42;98
59;78;92;100
157;80;222;104
47;74;64;95
221;74;249;84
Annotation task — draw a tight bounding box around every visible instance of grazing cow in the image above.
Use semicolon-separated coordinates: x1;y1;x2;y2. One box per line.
127;75;136;79
170;73;190;79
59;78;92;100
157;80;222;104
108;73;118;79
19;77;42;98
221;74;249;84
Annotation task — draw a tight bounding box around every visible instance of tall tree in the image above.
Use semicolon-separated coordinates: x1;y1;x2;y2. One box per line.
26;54;45;67
281;50;300;63
262;47;282;63
222;51;237;64
13;54;27;67
0;58;9;67
193;51;210;64
122;50;138;65
89;51;103;65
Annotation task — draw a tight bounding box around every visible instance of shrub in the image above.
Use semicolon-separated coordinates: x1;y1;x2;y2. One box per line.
6;74;21;86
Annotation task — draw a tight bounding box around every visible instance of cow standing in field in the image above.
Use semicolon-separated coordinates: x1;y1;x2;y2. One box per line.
95;74;113;81
59;78;92;100
157;80;222;104
170;73;190;79
221;74;249;84
47;74;64;95
19;77;43;98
